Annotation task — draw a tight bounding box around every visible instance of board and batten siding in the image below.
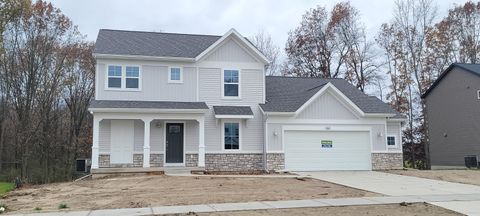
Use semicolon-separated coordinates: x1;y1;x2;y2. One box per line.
96;63;197;101
203;37;258;63
296;90;359;119
386;122;402;150
425;67;480;166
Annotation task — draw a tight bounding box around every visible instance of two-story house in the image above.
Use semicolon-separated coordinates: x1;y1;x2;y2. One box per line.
422;63;480;168
89;28;405;173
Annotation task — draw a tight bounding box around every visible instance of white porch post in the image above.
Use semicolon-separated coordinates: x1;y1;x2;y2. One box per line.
91;115;101;169
198;116;205;167
143;118;152;168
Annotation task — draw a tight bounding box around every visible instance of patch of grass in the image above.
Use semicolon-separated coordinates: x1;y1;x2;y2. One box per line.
0;182;14;196
34;207;42;211
58;203;68;209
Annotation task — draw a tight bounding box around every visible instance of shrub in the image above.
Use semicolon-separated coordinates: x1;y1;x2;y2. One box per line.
34;207;42;211
58;203;68;209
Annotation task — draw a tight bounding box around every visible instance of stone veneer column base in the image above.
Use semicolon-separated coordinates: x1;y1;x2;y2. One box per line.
150;154;163;167
371;153;404;170
97;154;164;168
186;154;198;167
205;154;263;171
266;153;285;171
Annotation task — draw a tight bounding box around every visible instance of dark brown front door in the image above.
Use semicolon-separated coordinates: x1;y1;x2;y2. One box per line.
166;123;184;163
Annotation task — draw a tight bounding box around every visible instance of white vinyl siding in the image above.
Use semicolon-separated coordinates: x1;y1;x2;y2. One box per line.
133;120;144;152
110;120;134;164
99;120;111;153
386;122;402;149
97;64;197;101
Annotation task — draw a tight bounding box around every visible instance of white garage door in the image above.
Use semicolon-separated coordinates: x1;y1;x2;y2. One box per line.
284;130;371;171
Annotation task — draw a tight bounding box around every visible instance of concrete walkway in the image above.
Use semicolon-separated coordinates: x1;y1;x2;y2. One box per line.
7;194;480;216
295;171;480;196
295;171;480;215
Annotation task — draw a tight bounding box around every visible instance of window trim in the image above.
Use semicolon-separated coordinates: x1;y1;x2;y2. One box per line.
221;120;241;151
168;66;183;83
105;64;142;91
221;69;241;99
477;90;480;99
387;135;397;148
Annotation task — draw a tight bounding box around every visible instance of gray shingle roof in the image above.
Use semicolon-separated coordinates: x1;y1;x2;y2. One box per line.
261;76;397;114
213;106;253;116
94;29;221;58
89;100;209;110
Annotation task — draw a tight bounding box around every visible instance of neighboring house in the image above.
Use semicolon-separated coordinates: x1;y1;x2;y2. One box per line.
89;28;405;172
422;63;480;167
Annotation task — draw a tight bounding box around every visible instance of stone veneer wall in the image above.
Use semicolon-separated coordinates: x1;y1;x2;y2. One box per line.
99;154;110;168
205;154;263;171
266;153;285;171
371;153;404;170
150;154;163;167
133;154;143;167
97;154;164;168
186;154;198;167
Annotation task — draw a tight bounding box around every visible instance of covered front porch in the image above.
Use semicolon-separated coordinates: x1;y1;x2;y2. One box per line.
89;100;208;170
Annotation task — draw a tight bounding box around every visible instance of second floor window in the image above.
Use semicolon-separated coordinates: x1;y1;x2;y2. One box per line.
107;66;122;88
223;69;239;97
107;65;140;90
168;67;183;83
126;66;139;89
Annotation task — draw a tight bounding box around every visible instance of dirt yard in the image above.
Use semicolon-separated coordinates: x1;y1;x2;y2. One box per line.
171;203;462;216
1;175;377;213
386;169;480;186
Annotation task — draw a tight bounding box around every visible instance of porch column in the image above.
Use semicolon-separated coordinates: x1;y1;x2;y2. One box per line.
91;115;101;169
198;116;205;167
143;118;153;168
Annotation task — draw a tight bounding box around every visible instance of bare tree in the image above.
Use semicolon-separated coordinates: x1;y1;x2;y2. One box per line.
249;29;280;76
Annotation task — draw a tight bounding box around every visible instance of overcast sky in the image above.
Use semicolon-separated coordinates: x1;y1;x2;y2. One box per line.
48;0;469;54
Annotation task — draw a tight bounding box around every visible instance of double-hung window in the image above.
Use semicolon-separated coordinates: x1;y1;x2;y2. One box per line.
223;69;239;97
107;65;122;88
224;122;240;150
168;67;183;83
107;65;140;90
125;66;140;89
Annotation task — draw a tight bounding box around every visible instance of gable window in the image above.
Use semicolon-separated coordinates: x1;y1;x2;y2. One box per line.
168;67;183;83
387;136;396;147
126;66;140;89
107;65;122;88
223;69;239;97
224;122;240;150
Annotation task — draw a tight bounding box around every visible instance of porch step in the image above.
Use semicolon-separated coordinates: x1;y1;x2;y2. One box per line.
164;167;201;176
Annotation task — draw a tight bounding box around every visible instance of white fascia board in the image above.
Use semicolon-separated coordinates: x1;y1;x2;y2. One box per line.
93;53;195;62
264;112;296;116
215;115;254;119
294;82;366;117
88;108;208;114
195;28;269;64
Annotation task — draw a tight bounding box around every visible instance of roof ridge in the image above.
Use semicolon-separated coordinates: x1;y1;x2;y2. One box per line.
266;76;343;80
100;29;222;38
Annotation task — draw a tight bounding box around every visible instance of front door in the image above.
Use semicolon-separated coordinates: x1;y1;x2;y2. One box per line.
165;123;184;164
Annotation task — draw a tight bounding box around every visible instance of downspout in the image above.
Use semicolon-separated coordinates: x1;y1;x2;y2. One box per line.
262;113;268;173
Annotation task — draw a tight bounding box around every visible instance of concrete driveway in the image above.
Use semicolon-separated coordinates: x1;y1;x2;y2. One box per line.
295;171;480;215
295;171;480;196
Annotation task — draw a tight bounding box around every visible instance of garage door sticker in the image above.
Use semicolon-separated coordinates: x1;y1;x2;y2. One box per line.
321;140;333;148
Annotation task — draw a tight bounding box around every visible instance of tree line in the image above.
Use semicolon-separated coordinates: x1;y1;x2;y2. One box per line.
0;0;94;183
252;0;480;169
1;0;479;183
